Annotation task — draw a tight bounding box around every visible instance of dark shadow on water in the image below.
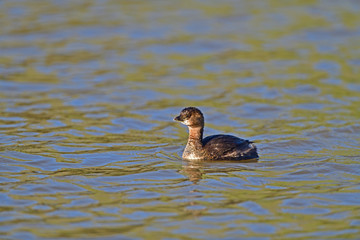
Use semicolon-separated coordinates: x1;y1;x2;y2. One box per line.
181;158;258;183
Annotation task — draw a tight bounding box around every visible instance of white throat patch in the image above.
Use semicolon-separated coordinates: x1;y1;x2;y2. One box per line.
181;119;190;126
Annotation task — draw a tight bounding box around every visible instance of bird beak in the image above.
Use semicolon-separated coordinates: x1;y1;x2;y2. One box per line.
174;115;181;121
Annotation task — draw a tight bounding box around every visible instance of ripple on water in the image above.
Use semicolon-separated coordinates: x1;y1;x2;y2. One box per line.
1;0;360;239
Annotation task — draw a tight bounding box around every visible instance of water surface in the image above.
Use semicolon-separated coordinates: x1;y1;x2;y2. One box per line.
1;0;360;239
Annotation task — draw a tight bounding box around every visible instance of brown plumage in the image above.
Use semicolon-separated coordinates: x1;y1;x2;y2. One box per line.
174;107;258;160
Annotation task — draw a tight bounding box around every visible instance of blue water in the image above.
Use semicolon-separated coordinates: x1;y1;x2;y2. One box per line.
0;0;360;239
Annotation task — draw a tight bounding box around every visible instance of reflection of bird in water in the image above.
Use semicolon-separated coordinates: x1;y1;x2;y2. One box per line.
181;159;258;183
174;107;258;161
181;161;204;183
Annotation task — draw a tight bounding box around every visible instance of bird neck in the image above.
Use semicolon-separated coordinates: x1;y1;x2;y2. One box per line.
188;126;203;143
183;126;204;159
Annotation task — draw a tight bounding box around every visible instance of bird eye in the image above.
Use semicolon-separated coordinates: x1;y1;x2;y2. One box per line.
184;112;191;119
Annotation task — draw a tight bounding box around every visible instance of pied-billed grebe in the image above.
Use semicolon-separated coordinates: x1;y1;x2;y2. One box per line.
174;107;258;160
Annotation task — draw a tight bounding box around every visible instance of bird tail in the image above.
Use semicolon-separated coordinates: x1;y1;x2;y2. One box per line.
244;141;259;159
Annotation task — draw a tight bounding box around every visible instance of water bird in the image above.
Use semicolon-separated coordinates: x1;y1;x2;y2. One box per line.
174;107;258;160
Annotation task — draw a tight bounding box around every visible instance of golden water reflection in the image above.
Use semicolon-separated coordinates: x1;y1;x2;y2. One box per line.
1;0;360;239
